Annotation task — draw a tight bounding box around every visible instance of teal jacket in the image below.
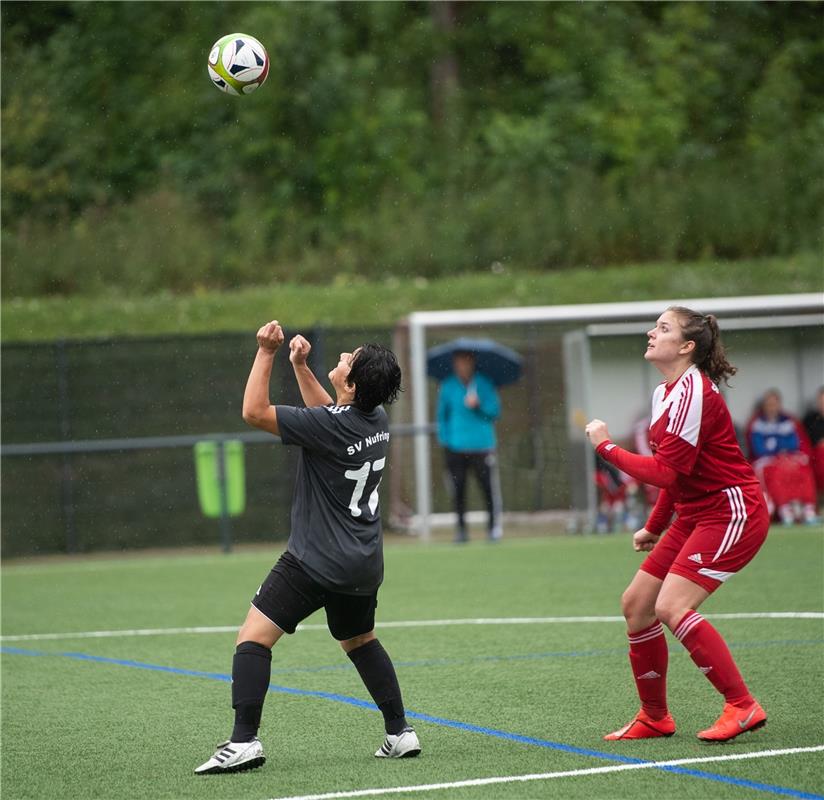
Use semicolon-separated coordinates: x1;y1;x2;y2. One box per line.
436;372;500;452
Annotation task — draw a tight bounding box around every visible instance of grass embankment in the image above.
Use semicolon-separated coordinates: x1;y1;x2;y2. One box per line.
2;252;820;343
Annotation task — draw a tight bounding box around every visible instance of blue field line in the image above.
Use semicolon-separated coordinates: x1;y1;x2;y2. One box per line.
383;638;824;675
3;645;823;800
403;708;647;764
1;646;235;682
23;637;805;678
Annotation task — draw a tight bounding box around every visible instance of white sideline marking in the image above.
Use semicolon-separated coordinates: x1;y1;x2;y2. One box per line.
266;745;824;800
1;612;822;643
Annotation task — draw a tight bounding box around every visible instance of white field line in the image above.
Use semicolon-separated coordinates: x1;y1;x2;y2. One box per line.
1;612;822;643
266;745;824;800
3;612;823;643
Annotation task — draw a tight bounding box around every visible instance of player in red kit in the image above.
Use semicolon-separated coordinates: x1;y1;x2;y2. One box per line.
585;306;770;743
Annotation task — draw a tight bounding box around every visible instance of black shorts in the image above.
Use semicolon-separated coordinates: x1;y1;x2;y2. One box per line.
251;551;378;641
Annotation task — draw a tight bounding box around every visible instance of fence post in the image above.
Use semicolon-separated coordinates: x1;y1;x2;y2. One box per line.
526;329;545;510
56;339;78;553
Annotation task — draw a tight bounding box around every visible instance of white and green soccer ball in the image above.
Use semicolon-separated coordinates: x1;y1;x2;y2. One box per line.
207;33;269;95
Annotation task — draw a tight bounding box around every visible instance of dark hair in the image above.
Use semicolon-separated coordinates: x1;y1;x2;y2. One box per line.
758;388;782;410
668;305;737;385
347;343;402;412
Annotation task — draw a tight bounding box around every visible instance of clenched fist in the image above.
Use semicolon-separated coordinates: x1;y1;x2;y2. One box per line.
289;335;311;366
585;418;611;447
632;528;660;552
256;321;284;354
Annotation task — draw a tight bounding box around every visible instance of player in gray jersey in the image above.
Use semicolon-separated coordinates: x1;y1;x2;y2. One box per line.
195;320;419;776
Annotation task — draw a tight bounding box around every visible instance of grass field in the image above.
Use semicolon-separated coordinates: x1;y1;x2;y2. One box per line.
2;528;823;800
2;252;820;342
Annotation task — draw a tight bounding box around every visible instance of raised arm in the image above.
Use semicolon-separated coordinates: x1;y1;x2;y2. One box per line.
242;320;284;435
289;335;334;407
585;418;678;489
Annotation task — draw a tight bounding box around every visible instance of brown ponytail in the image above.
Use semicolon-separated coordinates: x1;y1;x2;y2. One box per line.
668;306;738;385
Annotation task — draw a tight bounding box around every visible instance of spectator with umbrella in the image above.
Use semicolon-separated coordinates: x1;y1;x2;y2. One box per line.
427;338;522;543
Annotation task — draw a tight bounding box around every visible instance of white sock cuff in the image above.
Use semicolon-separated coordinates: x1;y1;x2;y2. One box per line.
628;621;665;645
674;610;704;642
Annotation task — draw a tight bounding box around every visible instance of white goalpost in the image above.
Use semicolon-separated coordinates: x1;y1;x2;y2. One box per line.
406;293;824;540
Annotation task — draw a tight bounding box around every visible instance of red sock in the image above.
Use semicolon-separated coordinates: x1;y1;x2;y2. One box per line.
674;610;752;707
628;621;669;719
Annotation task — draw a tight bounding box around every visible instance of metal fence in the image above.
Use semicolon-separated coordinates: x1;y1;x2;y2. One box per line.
9;304;816;559
1;328;382;557
2;325;569;558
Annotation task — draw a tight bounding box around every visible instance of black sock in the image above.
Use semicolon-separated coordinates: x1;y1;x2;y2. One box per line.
231;641;272;743
347;638;408;735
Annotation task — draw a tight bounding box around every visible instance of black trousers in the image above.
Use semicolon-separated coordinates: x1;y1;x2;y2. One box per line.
443;449;500;535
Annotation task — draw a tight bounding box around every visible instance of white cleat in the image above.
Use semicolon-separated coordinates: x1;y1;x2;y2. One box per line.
194;738;266;775
374;727;421;759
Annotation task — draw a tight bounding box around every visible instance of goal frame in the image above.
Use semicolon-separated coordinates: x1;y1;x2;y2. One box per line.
406;293;823;539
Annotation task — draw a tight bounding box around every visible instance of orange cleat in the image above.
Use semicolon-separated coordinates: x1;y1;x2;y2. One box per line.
697;701;766;742
604;709;676;740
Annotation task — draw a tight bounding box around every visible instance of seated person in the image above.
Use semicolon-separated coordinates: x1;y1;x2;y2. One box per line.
746;389;819;525
594;455;641;534
803;387;824;494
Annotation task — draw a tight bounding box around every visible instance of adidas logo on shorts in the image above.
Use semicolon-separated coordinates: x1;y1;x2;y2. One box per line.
687;553;703;564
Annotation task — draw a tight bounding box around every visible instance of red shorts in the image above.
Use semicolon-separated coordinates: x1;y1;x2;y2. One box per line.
641;483;770;592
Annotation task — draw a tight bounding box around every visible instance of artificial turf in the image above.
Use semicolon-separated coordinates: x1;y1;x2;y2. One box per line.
2;527;822;799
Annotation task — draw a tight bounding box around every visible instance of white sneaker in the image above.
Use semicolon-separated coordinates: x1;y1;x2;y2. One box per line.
375;727;421;758
194;738;266;775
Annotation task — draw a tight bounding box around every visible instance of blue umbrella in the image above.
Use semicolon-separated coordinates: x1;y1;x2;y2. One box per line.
426;337;523;386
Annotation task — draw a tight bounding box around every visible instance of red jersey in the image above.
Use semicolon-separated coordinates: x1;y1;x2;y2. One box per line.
597;364;770;586
646;365;759;507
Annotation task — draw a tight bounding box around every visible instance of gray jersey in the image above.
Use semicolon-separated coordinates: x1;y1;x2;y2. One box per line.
276;403;391;594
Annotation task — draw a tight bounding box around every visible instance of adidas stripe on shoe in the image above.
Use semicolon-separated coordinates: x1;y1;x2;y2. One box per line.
375;727;421;758
194;738;266;775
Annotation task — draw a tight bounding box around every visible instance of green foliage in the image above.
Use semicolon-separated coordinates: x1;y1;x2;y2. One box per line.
2;2;823;297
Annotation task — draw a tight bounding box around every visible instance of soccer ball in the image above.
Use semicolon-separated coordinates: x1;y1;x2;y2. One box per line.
207;33;269;95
